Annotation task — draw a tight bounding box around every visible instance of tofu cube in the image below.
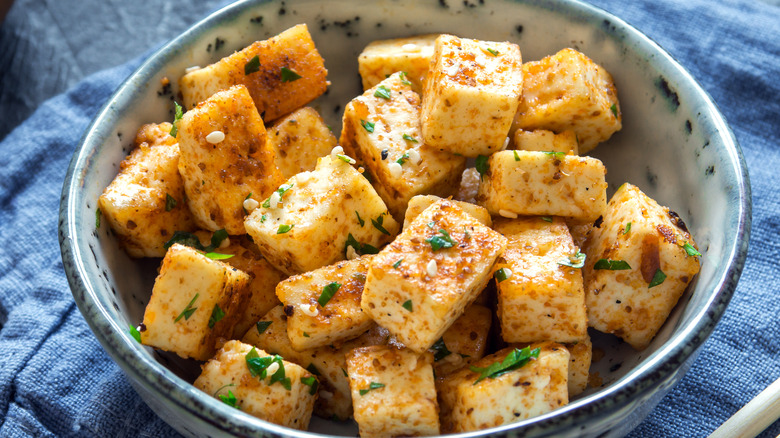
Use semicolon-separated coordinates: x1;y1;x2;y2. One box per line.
241;305;307;364
98;123;195;257
361;199;507;352
141;244;250;361
193;341;317;430
565;335;592;397
177;84;283;234
244;154;399;276
340;72;466;219
358;34;438;93
403;194;491;230
582;183;701;350
493;217;588;343
266;107;338;179
512;129;579;154
476;150;607;222
421;34;523;157
179;24;328;122
276;255;376;350
438;342;569;433
433;304;492;376
512;48;621;154
346;346;439;437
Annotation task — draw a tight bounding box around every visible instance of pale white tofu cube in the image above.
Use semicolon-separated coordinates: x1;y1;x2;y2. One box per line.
512;129;579;154
266;107;338;179
403;194;491;229
358;34;438;93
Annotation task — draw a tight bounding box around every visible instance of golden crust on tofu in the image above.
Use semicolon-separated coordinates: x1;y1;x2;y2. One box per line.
493;217;588;343
361;199;507;352
512;48;621;154
421;34;523;157
512;129;579;154
340;72;466;220
358;34;438;93
244;154;399;276
140;244;250;361
582;183;701;350
433;304;492;376
476;150;607;222
403;194;492;230
194;341;317;430
438;342;569;433
565;335;592;397
266;107;338;179
177;84;283;234
276;255;376;351
179;24;328;122
346;346;440;437
98;123;195;257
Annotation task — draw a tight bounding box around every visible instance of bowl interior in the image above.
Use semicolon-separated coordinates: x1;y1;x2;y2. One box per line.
61;0;749;436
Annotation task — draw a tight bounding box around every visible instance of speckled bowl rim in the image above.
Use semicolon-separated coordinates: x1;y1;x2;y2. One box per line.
59;0;751;436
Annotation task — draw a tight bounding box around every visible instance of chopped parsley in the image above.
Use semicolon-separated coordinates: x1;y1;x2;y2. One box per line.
208;304;225;328
245;348;291;390
345;233;379;256
624;222;632;235
174;293;199;323
683;242;702;257
307;363;321;376
165;194;177;211
475;155;489;180
244;55;261;75
393;258;403;269
280;66;302;82
558;251;586;269
398;71;412;86
260;214;267;223
277;224;294;234
218;390;239;409
318;282;341;307
649;268;667;288
396;152;410;165
341;367;348;377
513;150;520;161
256;320;272;334
426;228;457;251
484;47;499;56
129;324;141;343
303;332;310;337
95;208;102;229
402;300;413;312
594;259;632;270
402;134;418;143
355;211;365;227
541;216;553;223
543;151;566;159
431;338;452;362
374;85;392;99
469;346;540;384
610;103;618;117
359;382;385;396
262;183;294;208
360;119;375;133
204;252;234;260
169;101;183;137
301;376;319;395
371;214;391;235
494;268;512;282
164;228;228;252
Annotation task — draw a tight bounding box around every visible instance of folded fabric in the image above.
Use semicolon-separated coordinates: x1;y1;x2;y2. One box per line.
0;0;778;437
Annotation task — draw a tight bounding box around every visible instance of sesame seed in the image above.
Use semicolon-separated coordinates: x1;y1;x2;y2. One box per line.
407;149;422;165
206;130;225;144
219;237;231;249
499;209;518;219
402;43;418;51
503;136;510;149
388;162;403;178
319;390;334;400
300;304;319;317
346;245;358;260
269;191;281;209
427;259;438;277
447;64;459;77
266;361;280;375
185;65;201;73
331;146;344;156
243;198;259;213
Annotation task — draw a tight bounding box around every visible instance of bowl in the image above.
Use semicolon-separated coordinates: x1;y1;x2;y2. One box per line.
58;0;751;436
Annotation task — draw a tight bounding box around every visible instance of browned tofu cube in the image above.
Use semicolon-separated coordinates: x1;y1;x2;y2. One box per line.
347;346;439;437
438;343;569;433
582;183;701;350
565;335;592;397
403;194;491;229
98;123;195;257
266;107;338;179
194;341;317;430
177;84;283;234
358;34;438;93
179;24;328;122
512;48;621;154
493;217;588;343
432;304;492;376
276;255;375;351
512;129;579;154
140;244;250;360
361;199;507;352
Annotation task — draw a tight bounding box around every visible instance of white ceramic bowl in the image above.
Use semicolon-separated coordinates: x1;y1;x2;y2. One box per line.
59;0;750;437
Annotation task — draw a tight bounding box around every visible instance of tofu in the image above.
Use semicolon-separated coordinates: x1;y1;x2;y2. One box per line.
582;183;701;350
220;235;286;340
266;107;338;179
340;72;466;220
421;34;523;157
193;341;317;430
140;244;250;361
177;85;283;234
438;342;569;433
358;34;438;93
403;194;492;229
565;335;592;397
179;24;328;122
476;150;607;222
346;346;439;437
244;154;399;276
361;199;507;352
493;217;588;343
512;48;621;154
98;123;195;257
276;255;375;350
512;129;579;154
433;304;492;376
454;167;481;204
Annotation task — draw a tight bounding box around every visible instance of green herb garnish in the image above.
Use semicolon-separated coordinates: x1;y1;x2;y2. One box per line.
301;376;319;395
262;183;294;208
541;216;553;223
431;338;452;362
260;214;267;223
683;242;702;257
402;134;418;143
610;103;618;117
513;150;520;161
543;151;566;159
170;101;183;137
280;66;302;82
208;304;225;328
371;214;391;235
494;267;511;282
649;268;667;288
624;222;632;234
174;293;199;323
402;300;413;312
345;233;380;256
318;282;341;307
307;363;321;376
359;382;385;396
341;367;348;377
426;228;457;251
218;390;239;408
244;55;261;75
558;251;586;269
129;324;141;343
360;119;375;133
398;71;412;86
396;152;410;165
355;211;365;227
164;228;228;252
256;321;272;334
593;259;632;270
95;208;102;229
469;346;540;384
204;252;234;260
245;348;291;389
475;155;489;180
277;224;294;234
393;258;403;269
165;194;177;211
374;85;392;99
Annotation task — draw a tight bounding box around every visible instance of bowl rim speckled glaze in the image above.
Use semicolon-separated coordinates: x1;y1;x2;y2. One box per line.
59;0;751;436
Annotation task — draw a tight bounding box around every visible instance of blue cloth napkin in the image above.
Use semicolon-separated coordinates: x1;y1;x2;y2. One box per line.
0;0;778;437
